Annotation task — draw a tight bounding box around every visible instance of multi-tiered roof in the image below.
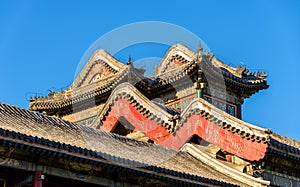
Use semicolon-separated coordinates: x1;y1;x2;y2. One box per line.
29;44;268;113
25;44;300;186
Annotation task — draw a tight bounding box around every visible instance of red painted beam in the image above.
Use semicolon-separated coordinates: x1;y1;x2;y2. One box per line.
159;115;267;161
101;99;170;142
100;99;267;161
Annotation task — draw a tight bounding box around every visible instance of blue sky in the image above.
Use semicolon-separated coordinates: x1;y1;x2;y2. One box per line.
0;1;300;140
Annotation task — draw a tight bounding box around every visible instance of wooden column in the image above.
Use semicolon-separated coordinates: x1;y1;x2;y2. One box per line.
32;171;43;187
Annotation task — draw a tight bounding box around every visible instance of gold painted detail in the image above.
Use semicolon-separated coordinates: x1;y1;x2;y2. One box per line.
0;147;15;165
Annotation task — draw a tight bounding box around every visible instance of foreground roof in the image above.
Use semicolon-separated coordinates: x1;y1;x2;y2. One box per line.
0;102;270;186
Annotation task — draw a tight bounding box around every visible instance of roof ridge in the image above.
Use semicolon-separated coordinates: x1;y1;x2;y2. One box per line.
181;143;270;186
270;132;300;150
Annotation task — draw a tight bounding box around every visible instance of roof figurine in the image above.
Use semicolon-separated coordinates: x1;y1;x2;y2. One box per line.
127;55;132;65
195;42;203;60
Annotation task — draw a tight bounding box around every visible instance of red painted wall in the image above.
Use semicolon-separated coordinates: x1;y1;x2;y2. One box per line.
100;99;267;161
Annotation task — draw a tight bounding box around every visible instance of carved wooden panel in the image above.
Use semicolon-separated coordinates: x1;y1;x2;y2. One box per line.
89;66;112;83
78;63;114;88
160;54;190;74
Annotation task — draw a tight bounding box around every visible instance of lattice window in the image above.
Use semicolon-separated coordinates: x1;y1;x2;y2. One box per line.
204;95;237;117
227;105;235;116
219;102;227;112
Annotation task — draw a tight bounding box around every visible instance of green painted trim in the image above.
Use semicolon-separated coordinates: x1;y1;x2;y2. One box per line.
197;89;203;98
237;104;242;119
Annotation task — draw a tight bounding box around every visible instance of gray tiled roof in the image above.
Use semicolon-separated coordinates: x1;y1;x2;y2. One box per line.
0;102;248;186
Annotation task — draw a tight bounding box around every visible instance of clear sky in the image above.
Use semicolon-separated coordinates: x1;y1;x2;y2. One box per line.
0;1;299;140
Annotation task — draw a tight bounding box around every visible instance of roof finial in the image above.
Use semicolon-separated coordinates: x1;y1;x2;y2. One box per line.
195;41;203;62
127;56;132;65
197;41;203;54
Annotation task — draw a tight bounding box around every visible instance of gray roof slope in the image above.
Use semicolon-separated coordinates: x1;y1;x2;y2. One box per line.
0;102;249;186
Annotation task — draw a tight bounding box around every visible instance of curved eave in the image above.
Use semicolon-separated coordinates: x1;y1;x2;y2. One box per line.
153;44;268;92
154;56;269;93
29;69;129;111
266;134;300;161
29;47;269;111
29;60;268;112
30;49;128;110
200;56;269;93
